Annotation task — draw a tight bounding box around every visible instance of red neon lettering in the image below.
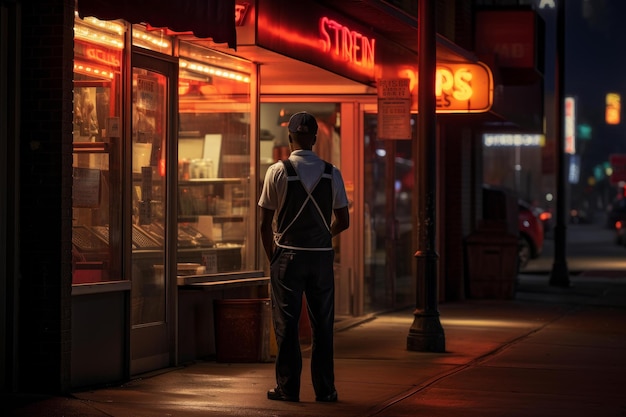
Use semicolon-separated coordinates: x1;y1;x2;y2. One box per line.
319;17;375;69
319;17;332;52
86;48;120;67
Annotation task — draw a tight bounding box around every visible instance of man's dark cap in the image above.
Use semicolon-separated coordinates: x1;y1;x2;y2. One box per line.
288;111;318;135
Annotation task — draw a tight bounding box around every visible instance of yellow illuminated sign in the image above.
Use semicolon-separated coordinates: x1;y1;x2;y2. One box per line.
399;61;494;113
606;93;621;125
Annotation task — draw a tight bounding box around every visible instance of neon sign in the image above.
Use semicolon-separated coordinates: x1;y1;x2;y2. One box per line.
436;67;473;103
86;47;121;67
483;133;544;147
318;17;375;70
565;97;576;154
235;2;249;26
606;93;621;125
399;62;493;113
436;63;492;112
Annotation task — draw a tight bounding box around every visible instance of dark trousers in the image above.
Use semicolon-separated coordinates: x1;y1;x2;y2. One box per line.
270;247;335;398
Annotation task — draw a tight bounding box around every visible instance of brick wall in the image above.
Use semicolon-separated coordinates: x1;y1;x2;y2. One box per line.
18;0;74;394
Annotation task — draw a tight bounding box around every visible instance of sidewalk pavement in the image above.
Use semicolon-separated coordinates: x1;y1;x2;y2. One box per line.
4;272;626;417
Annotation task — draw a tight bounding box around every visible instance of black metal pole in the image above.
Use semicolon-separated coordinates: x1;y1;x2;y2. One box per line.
407;0;445;353
550;0;570;287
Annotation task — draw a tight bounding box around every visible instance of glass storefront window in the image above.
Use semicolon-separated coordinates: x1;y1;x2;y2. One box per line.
72;16;123;284
176;42;255;276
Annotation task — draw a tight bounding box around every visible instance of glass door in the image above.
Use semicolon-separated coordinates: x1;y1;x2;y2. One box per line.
129;52;177;375
259;102;355;318
363;113;416;313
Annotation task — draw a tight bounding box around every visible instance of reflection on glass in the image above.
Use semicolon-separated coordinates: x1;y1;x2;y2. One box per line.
363;113;415;313
176;43;253;276
72;15;122;285
131;68;167;325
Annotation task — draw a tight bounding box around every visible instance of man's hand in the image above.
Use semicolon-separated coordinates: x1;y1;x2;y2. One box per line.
331;206;350;237
260;207;276;260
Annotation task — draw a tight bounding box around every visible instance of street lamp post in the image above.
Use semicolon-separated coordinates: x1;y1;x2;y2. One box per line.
407;0;445;353
550;0;570;287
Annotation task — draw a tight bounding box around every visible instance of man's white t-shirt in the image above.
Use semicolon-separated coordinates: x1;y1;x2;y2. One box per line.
258;150;349;213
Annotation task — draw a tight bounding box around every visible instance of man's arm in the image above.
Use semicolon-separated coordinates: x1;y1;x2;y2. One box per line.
260;207;276;260
331;206;350;237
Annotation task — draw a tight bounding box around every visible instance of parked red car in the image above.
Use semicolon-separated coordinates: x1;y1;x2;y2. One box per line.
518;200;544;269
608;198;626;245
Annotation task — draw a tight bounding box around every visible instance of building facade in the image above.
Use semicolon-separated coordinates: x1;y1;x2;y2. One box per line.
1;0;543;394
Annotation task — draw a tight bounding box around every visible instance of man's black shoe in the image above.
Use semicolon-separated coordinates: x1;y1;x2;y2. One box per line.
315;390;338;402
267;387;299;402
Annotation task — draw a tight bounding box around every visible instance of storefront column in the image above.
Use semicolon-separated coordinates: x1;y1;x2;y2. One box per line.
18;0;75;393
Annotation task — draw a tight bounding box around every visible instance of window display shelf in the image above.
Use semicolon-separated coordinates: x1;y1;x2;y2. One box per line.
73;142;111;153
177;270;264;286
178;214;245;223
180;177;244;185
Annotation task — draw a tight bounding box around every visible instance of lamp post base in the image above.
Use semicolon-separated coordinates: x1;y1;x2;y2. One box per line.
407;311;445;352
550;260;570;288
550;224;570;288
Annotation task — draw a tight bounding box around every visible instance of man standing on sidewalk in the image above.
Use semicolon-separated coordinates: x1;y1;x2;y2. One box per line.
258;111;350;403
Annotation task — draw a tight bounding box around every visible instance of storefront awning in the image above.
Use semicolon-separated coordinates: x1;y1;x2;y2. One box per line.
77;0;237;49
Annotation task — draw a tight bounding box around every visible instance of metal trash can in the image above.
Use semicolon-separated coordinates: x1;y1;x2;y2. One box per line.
213;299;272;363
